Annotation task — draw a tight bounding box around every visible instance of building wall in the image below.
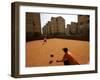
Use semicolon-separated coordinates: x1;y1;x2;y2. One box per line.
65;24;71;35
51;17;57;34
47;21;52;35
42;16;65;35
26;12;41;36
65;15;89;37
42;15;89;38
70;22;78;34
78;15;89;36
43;26;46;35
56;16;65;34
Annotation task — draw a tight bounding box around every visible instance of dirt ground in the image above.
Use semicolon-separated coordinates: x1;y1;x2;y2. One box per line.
26;38;89;67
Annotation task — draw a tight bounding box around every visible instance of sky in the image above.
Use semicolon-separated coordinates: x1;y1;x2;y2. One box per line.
40;13;78;29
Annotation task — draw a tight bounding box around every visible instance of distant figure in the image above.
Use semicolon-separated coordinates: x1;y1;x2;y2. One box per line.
42;35;47;45
56;48;79;65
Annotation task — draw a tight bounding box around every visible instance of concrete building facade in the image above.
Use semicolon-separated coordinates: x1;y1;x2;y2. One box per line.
42;16;65;35
78;15;89;36
65;24;71;35
70;22;78;35
56;16;65;34
65;15;89;37
26;13;41;41
26;13;41;35
65;22;78;35
42;15;89;41
51;17;58;34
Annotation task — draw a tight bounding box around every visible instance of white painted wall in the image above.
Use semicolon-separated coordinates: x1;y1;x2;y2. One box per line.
0;0;99;80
